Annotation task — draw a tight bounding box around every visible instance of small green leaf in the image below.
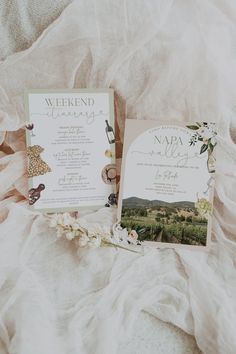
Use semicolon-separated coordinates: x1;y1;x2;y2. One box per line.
200;144;208;154
208;142;214;152
186;125;199;130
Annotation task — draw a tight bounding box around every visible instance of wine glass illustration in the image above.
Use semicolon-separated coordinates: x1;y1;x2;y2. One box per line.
25;123;35;137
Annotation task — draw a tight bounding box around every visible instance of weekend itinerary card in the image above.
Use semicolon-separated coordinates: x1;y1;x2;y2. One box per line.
118;119;217;249
25;89;116;212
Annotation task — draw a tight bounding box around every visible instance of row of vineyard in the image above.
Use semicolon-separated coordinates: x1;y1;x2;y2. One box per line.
121;219;207;246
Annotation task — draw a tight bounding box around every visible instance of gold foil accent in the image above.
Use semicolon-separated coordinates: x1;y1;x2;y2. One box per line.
27;145;51;178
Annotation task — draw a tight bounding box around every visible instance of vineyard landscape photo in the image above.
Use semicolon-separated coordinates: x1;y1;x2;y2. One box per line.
121;197;208;246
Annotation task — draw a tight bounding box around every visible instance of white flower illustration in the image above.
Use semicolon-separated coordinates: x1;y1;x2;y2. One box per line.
198;127;214;140
128;230;139;244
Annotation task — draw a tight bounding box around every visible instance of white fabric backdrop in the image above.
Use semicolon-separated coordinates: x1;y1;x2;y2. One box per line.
0;1;236;353
0;0;72;60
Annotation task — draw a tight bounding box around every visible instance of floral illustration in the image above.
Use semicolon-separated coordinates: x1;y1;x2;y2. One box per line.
186;122;217;173
195;197;212;218
49;212;141;252
187;122;217;152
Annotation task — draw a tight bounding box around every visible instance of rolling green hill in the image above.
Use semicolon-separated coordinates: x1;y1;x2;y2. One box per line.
122;197;195;209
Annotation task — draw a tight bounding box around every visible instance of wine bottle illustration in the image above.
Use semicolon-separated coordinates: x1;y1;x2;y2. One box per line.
105;120;115;144
207;150;216;173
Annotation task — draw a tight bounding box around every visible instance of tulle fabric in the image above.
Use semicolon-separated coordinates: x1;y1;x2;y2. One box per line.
0;0;236;353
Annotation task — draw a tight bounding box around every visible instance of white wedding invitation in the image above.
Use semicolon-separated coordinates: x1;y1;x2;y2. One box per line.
118;119;217;249
26;89;116;212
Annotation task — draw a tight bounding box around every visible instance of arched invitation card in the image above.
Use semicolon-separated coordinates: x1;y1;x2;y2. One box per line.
118;119;217;250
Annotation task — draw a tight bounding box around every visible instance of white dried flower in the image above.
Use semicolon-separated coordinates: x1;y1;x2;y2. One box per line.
49;213;140;252
88;236;101;248
72;221;85;233
49;217;58;228
49;213;63;227
78;219;89;230
87;224;104;239
78;235;89;247
65;231;77;240
56;228;63;238
62;212;74;227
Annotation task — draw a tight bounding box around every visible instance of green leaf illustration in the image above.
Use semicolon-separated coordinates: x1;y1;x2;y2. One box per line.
186;125;199;130
208;142;214;152
200;144;208;154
